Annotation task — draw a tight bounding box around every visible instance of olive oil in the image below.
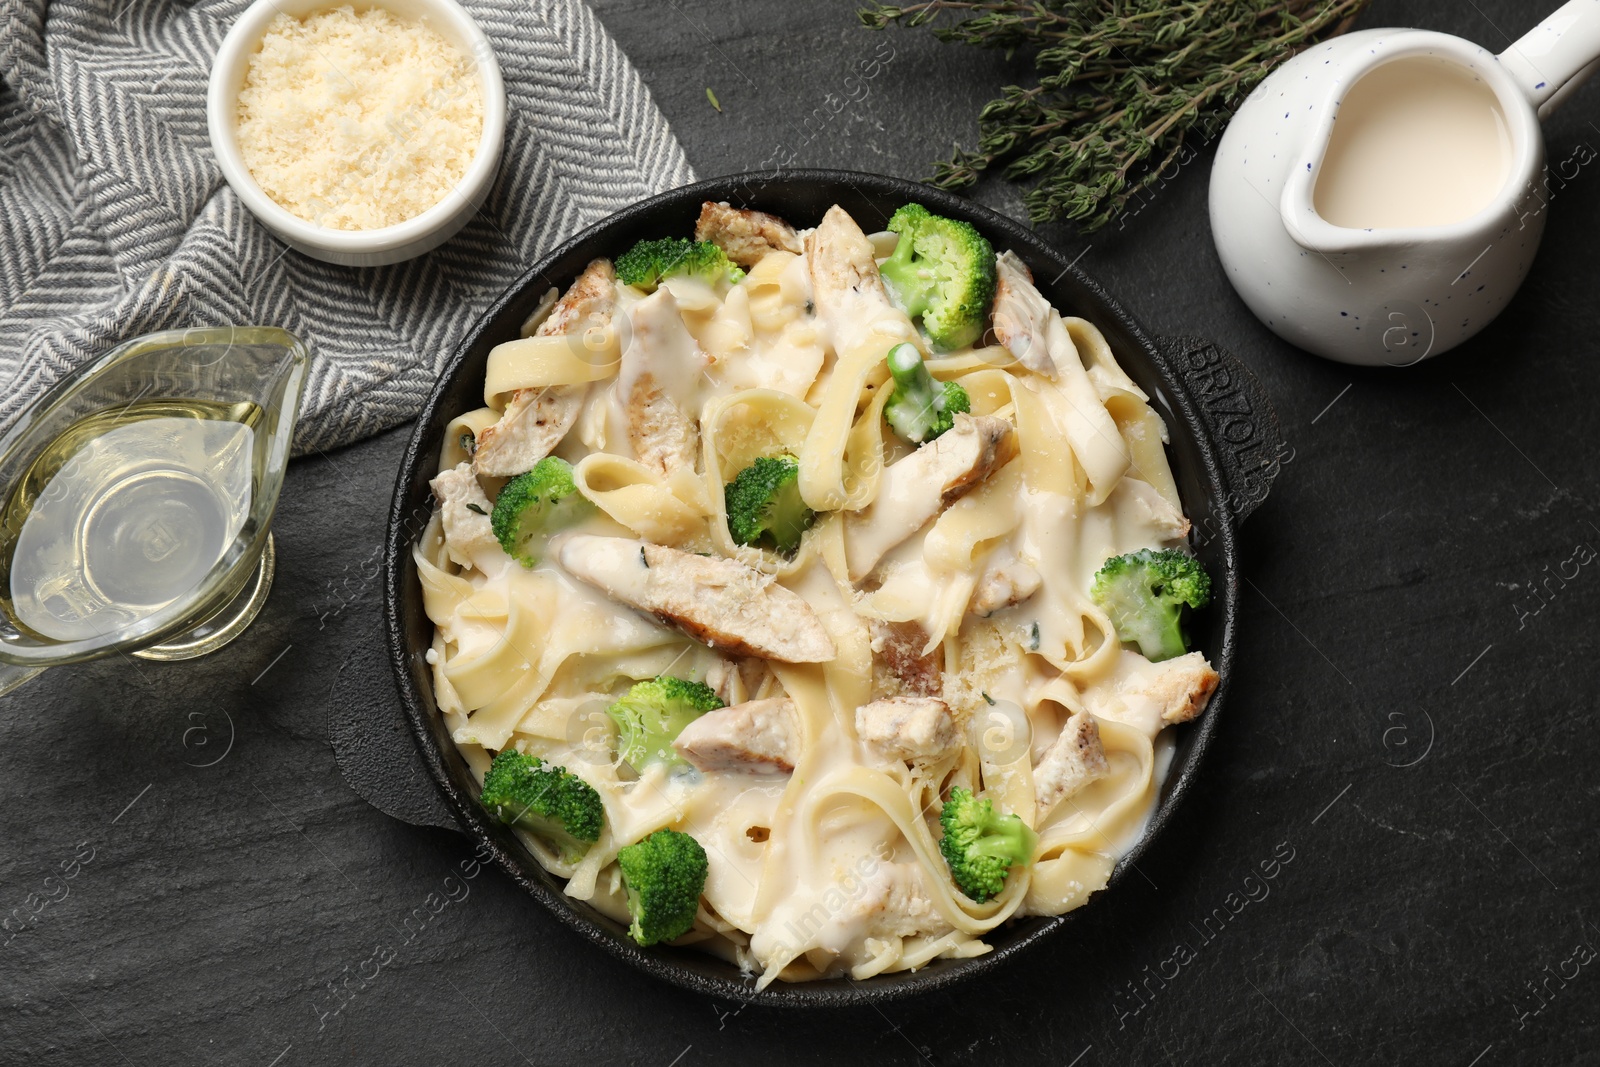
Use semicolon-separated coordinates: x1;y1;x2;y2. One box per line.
0;400;260;643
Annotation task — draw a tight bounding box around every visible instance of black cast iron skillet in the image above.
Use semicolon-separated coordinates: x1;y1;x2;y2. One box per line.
382;170;1282;1007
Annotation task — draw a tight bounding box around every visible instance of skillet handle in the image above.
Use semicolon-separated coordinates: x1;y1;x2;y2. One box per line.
1157;336;1285;525
328;634;462;833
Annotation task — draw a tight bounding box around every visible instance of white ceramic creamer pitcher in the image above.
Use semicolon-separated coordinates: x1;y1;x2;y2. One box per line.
1209;0;1600;365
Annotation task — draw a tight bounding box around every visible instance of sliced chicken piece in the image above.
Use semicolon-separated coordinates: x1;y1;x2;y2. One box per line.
991;251;1058;378
806;205;890;309
673;697;798;773
869;619;942;699
969;554;1042;617
845;414;1018;580
536;258;617;338
556;535;836;663
805;204;909;360
471;389;585;477
429;462;498;568
473;259;616;476
1033;711;1109;822
1083;650;1219;737
1114;477;1191;541
842;861;950;941
1130;651;1218;725
856;698;960;763
695;201;802;267
620;287;705;477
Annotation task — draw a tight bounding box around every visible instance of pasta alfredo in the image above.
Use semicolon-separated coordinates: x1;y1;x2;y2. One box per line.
417;202;1219;987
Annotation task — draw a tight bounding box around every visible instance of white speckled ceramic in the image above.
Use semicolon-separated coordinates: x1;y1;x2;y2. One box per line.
208;0;506;268
1209;0;1600;366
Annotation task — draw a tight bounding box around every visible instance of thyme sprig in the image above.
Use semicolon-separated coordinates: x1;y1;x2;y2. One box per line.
860;0;1373;229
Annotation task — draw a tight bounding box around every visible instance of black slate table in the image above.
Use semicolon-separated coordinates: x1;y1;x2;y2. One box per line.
4;0;1597;1063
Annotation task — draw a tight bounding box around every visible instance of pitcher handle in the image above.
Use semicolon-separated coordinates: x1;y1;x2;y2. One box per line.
1500;0;1600;119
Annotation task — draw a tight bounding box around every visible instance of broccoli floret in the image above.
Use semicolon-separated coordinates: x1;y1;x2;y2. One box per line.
724;454;816;554
1090;548;1212;663
938;787;1037;904
605;676;725;771
615;237;744;291
490;456;594;567
479;750;604;863
882;342;971;445
617;828;709;946
880;203;997;351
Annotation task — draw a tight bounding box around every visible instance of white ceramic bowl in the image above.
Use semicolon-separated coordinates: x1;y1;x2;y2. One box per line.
207;0;506;268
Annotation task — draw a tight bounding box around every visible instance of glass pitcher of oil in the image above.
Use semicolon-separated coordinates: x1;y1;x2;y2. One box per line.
0;327;306;694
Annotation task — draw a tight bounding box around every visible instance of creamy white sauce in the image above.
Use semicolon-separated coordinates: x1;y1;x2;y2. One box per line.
1314;56;1511;229
427;218;1212;985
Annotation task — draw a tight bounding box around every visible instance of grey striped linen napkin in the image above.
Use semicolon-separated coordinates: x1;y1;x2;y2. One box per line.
0;0;695;453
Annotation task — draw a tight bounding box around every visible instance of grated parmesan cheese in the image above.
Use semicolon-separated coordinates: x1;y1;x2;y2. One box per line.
235;6;484;231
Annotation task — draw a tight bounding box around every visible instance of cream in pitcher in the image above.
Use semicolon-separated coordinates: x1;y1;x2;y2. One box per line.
1312;57;1513;230
1208;0;1600;366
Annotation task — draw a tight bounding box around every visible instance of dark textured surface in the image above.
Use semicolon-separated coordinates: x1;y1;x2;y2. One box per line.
3;0;1598;1063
